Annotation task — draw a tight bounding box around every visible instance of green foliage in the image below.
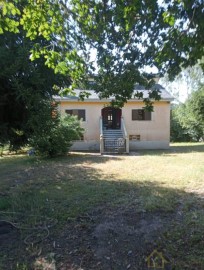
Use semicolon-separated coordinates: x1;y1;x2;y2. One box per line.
179;86;204;141
170;107;192;142
171;86;204;142
0;1;20;33
160;65;204;102
29;105;84;157
1;0;203;105
0;25;70;151
0;197;11;210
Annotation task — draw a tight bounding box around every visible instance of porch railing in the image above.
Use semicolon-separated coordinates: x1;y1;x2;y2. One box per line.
121;117;129;153
103;138;126;153
99;116;104;154
99;116;129;154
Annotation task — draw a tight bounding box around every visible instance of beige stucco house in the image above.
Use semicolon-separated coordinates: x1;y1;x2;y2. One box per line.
55;84;174;154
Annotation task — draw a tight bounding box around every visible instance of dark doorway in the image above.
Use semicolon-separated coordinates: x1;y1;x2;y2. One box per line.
102;107;122;129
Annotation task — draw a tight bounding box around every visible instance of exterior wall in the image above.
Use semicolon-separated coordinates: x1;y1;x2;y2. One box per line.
129;140;169;150
122;101;171;149
70;140;100;151
58;100;171;150
59;101;108;141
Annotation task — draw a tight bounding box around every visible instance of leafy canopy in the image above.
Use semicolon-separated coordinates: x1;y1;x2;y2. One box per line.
0;20;70;149
1;0;204;107
171;85;204;142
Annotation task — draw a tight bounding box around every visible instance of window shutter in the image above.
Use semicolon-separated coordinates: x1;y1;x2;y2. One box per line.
132;110;139;120
78;110;86;121
65;110;73;116
144;111;151;120
72;109;78;116
137;109;144;120
132;109;151;120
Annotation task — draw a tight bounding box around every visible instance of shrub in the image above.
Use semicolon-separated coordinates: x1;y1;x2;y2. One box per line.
170;108;192;142
30;115;83;157
170;86;204;142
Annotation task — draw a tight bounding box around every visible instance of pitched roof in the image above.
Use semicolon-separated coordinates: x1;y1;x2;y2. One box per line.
54;84;174;102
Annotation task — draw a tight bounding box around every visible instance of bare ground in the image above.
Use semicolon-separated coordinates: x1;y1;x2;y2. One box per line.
1;204;174;270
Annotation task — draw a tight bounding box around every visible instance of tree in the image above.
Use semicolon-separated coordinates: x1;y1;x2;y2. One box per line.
0;0;204;107
160;65;204;103
171;86;204;142
0;26;70;150
180;86;204;141
170;105;192;142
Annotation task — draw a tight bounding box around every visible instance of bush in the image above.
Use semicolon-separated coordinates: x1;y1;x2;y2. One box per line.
30;115;83;157
170;86;204;142
170;108;192;142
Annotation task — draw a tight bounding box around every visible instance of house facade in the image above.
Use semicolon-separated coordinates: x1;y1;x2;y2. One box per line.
55;85;174;153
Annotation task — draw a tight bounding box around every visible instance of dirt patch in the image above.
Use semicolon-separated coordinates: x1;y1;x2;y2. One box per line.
0;206;174;270
0;220;26;268
43;206;173;270
91;208;170;269
0;221;19;244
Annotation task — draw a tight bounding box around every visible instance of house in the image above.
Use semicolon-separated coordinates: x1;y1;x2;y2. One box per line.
54;84;174;154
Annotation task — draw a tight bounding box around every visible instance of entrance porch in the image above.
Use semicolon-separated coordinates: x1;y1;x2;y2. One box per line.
100;107;129;154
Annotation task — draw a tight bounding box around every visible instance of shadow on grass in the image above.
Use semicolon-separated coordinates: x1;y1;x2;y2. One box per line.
140;142;204;156
170;143;204;153
0;154;204;270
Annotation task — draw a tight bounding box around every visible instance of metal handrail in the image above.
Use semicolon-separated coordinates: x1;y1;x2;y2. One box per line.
99;116;104;154
121;117;129;153
103;138;126;153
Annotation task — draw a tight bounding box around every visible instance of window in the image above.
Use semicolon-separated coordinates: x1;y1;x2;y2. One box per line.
132;109;151;121
65;109;86;121
129;135;141;141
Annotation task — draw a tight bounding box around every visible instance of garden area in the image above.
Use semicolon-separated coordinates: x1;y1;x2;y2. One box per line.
0;143;204;269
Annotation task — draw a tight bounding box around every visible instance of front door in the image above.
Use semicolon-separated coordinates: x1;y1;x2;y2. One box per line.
102;107;121;129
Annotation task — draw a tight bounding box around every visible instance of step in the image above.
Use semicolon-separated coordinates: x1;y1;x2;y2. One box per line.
103;131;123;135
103;134;123;137
102;129;126;153
103;132;122;134
103;129;122;131
103;134;123;139
103;129;122;132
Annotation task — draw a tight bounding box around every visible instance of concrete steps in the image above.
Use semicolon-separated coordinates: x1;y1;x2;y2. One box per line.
103;129;126;153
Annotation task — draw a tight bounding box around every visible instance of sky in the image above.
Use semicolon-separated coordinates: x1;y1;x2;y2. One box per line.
90;49;189;103
159;78;189;103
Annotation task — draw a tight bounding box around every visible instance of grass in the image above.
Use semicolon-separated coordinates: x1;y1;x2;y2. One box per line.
0;142;204;269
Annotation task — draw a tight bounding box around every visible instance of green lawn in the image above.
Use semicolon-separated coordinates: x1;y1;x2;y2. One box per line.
0;142;204;269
